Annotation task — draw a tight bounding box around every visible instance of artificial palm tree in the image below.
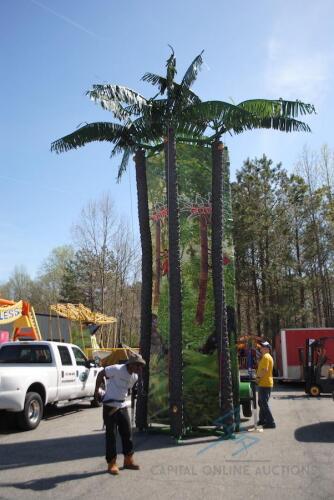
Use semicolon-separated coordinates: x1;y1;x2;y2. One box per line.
182;98;316;431
51;95;160;429
51;53;316;439
93;74;316;438
142;49;206;437
51;82;203;434
83;81;206;437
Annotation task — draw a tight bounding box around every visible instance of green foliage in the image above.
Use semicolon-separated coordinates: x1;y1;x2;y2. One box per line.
147;354;169;423
148;348;243;426
156;280;169;344
155;260;216;351
177;143;211;196
51;122;126;154
183;350;219;426
182;97;315;138
232;150;334;337
87;85;148;120
182;262;215;350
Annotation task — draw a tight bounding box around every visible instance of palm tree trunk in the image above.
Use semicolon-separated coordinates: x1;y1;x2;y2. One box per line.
211;140;234;433
222;149;240;428
166;127;183;438
196;215;209;325
134;148;153;430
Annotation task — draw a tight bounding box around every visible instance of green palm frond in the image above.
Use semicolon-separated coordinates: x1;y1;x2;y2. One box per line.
51;122;126;153
279;99;315;116
182;100;245;124
172;86;201;114
110;143;125;158
182;99;314;137
87;85;148;119
142;75;201;106
123;102;150;117
130;115;163;143
88;94;129;121
149;99;169;122
238;99;316;118
247;116;312;133
176;118;207;137
115;139;164;180
142;72;168;95
222;113;312;136
181;50;204;90
117;147;132;181
130;98;206;138
166;45;177;89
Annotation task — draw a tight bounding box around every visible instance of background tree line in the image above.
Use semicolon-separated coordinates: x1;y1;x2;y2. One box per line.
0;193;141;346
233;144;334;342
2;145;333;347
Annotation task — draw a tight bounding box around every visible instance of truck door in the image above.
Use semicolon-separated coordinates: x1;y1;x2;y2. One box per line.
57;345;77;400
71;346;98;396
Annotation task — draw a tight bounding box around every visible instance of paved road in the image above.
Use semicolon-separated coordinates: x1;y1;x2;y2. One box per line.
0;386;333;500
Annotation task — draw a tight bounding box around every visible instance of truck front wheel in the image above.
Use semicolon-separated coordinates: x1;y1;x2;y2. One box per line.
17;392;43;430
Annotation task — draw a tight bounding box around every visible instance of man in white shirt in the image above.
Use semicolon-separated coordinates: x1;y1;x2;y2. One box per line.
94;353;146;475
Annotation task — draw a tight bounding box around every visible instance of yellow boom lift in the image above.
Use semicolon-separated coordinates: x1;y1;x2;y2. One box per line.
50;303;137;366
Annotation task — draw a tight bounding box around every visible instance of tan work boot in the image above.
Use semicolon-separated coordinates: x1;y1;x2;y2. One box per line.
123;454;140;470
107;458;119;475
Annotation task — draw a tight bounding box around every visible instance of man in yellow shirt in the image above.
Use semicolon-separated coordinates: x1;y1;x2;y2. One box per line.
256;341;276;429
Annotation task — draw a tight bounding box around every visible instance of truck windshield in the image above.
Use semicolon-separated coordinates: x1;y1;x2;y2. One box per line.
0;345;52;364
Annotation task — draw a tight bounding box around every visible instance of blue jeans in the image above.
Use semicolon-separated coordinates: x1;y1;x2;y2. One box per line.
258;387;274;425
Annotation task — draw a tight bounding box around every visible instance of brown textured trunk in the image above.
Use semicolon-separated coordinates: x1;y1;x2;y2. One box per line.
165;128;183;438
195;215;209;325
211;140;234;432
134;149;153;431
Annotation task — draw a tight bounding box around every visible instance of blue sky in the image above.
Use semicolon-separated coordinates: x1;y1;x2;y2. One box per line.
1;0;333;281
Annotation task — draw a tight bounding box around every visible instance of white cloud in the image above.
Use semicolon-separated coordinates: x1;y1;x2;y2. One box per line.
265;37;331;103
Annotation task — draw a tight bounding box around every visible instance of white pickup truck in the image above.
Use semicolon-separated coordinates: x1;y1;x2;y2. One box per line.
0;341;104;430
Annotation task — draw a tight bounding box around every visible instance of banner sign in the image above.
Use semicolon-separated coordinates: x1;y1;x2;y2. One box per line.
0;300;23;324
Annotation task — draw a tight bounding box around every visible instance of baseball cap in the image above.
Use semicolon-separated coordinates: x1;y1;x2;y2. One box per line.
260;341;271;348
